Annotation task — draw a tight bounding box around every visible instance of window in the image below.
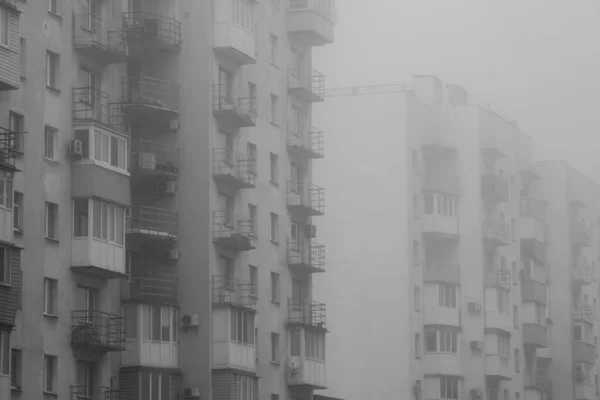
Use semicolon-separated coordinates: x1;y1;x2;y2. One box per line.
270;272;279;302
0;172;12;211
249;265;258;296
19;38;25;78
248;83;257;115
271;395;280;400
305;330;325;360
511;219;516;242
92;130;127;170
0;331;9;375
219;256;234;287
44;126;56;160
48;0;59;14
91;199;125;245
271;333;279;362
76;361;95;398
514;348;520;372
504;389;509;400
424;329;457;353
124;306;137;339
10;348;21;389
9;111;25;153
415;333;421;359
413;240;419;266
438;284;457;308
512;262;517;285
497;288;509;314
138;305;179;342
44;355;57;393
0;246;9;285
440;376;458;399
45;202;58;240
46;51;59;89
231;310;254;345
43;278;57;315
269;153;278;184
231;0;255;32
247;142;257;174
535;303;546;325
513;306;518;328
270;213;278;243
269;35;278;66
0;7;7;46
248;204;257;235
140;371;172;400
498;335;510;366
236;375;254;400
12;191;22;231
270;94;279;125
414;287;420;311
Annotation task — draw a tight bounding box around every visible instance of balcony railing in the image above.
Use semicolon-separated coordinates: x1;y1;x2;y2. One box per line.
122;271;179;306
131;140;179;177
572;305;594;324
71;310;125;352
520;197;546;221
212;211;255;251
212;84;257;128
123;12;182;51
288;299;327;330
212;275;257;311
485;268;512;290
423;174;460;196
288;128;324;159
127;205;178;239
423;263;460;284
482;221;510;246
72;385;124;400
0;126;19;171
289;0;338;23
121;76;180;114
287;182;325;216
73;14;128;63
287;238;325;273
571;223;592;247
72;87;125;132
288;68;325;102
481;174;509;202
525;369;552;393
573;264;595;285
213;149;256;189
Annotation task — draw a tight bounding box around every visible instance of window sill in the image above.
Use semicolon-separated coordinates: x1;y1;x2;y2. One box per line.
44;158;59;166
270;180;279;187
43;313;58;319
20;76;25;81
271;300;280;306
47;11;62;21
45;237;59;244
270;240;279;245
14;149;24;157
271;361;281;366
270;63;279;70
270;122;279;128
43;391;59;397
11;386;22;392
0;282;11;288
46;85;60;95
13;228;23;235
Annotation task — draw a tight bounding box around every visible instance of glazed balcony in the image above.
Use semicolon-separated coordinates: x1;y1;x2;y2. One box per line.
287;239;325;273
485;355;511;381
287;0;337;47
482;221;510;247
520;197;546;221
0;1;20;91
212;84;257;129
120;76;179;120
127;205;178;241
213;149;256;191
72;386;124;400
522;323;548;348
481;174;509;203
525;369;552;394
0;126;20;172
423;284;460;327
212;211;256;252
520;238;546;264
521;277;547;304
213;0;256;65
571;222;592;247
72;87;125;133
288;299;327;331
574;379;595;400
572;306;594;325
288;128;324;160
288;68;325;103
423;352;462;376
73;14;128;64
121;271;179;306
573;341;596;364
423;263;460;285
212;275;257;311
422;213;459;241
422;173;460;197
573;264;595;286
131;140;179;179
71;310;125;354
287;182;325;217
123;12;181;53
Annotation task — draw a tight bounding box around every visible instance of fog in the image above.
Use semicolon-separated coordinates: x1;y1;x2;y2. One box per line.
311;1;600;399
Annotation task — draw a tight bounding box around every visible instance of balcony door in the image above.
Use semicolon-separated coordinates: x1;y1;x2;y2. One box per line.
76;361;96;398
290;163;304;194
219;256;234;289
292;279;308;309
86;0;101;33
218;68;234;107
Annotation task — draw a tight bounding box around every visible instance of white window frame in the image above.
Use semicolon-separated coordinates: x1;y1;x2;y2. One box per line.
497;288;509;314
305;329;325;361
44;126;56;160
270;94;279;125
45;51;59;89
237;375;254;400
139;305;179;343
231;309;255;345
231;0;255;33
45;201;58;240
0;246;9;285
90;199;126;246
438;284;457;308
440;376;458;400
92;129;128;172
43;354;57;394
43;278;58;316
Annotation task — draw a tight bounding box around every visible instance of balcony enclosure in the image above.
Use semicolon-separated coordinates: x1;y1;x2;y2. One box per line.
288;128;324;160
422;283;460;327
287;182;325;217
573;263;594;286
212;84;257;129
571;222;592;247
213;275;257;311
213;149;256;192
422;173;460;197
123;13;182;53
121;271;179;306
522;302;548;348
131;140;179;179
287;0;337;47
483;221;510;247
287;238;325;273
73;13;128;64
525;369;552;395
120;76;180;120
485;355;511;381
423;263;460;285
212;211;255;252
0;1;20;91
288;68;325;103
213;0;256;65
71;310;125;354
422;192;459;241
73;87;126;133
71;198;127;279
481;174;510;203
127;205;177;241
213;306;256;372
0;126;20;172
572;306;594;325
520;197;546;221
288;327;326;389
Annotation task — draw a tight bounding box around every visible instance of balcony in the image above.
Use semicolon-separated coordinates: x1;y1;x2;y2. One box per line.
123;12;181;53
131;140;179;180
573;264;595;286
422;213;459;241
212;275;257;311
212;211;256;252
288;128;324;160
213;0;256;65
574;379;595;400
485;269;512;291
213;149;256;192
121;271;179;306
485;355;511;381
72;87;125;133
423;287;460;327
520;197;546;221
0;126;20;172
423;352;462;376
0;1;20;91
481;174;509;203
288;299;327;331
73;14;128;64
120;76;179;120
127;205;177;241
288;68;325;103
571;222;592;247
482;221;510;247
573;341;596;364
572;306;594;325
423;263;460;285
422;174;460;197
520;238;546;264
287;239;325;273
525;369;552;394
521;279;547;304
287;0;337;47
71;237;127;280
287;355;326;389
72;387;124;400
523;324;548;348
287;182;325;217
212;85;257;129
71;310;125;354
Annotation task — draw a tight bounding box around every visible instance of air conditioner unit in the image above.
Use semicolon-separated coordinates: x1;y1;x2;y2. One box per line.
182;314;199;327
183;387;200;398
165;249;179;261
157;181;177;194
169;119;180;132
69;140;83;157
468;300;482;313
470;388;483;398
470;340;483;351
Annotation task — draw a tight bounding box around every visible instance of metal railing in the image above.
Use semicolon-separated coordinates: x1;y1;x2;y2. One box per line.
0;126;19;170
123;12;182;49
131;140;179;175
287;182;325;214
573;263;595;283
483;221;510;243
128;205;178;236
520;197;546;221
212;210;255;239
573;305;594;324
121;76;180;112
73;14;128;56
287;238;325;271
288;68;325;99
571;222;592;245
71;310;125;351
123;271;179;305
288;299;327;329
212;84;257;123
525;369;551;393
289;0;338;23
72;87;125;132
212;275;257;311
212;148;257;187
485;268;512;290
288;128;324;158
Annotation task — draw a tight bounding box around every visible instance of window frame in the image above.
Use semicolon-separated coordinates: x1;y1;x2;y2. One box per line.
271;332;279;363
0;246;10;285
48;0;59;14
45;201;58;240
88;199;126;246
270;94;279;125
91;129;128;172
8;111;25;153
43;277;58;316
269;153;279;184
230;309;255;345
0;7;8;47
0;330;9;375
438;284;457;308
44;126;56;160
10;348;21;389
13;191;22;232
270;272;280;303
45;50;59;89
269;34;278;66
440;376;458;400
270;212;279;243
43;354;57;394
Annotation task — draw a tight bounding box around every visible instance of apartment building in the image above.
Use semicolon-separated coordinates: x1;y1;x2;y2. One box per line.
0;1;337;400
